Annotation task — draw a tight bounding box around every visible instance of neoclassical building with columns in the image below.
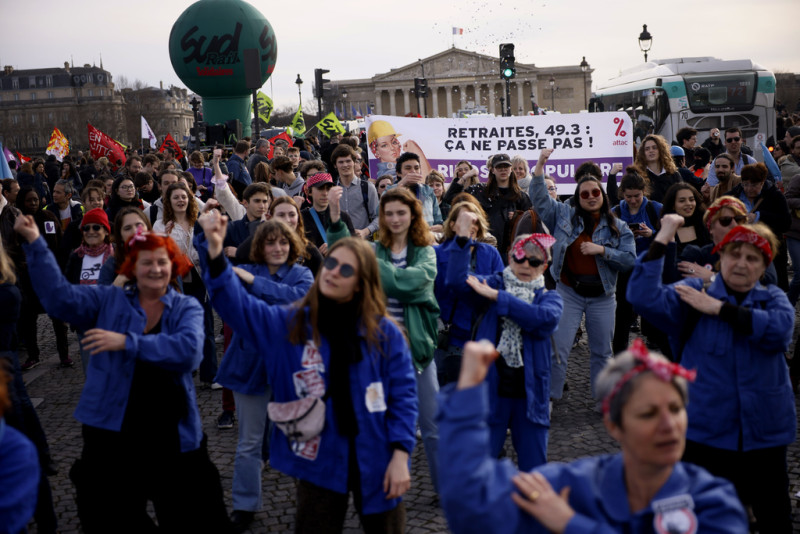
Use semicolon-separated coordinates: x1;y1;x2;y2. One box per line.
331;47;592;119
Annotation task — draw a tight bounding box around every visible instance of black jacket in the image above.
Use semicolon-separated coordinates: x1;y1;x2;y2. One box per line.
727;181;791;237
301;207;354;248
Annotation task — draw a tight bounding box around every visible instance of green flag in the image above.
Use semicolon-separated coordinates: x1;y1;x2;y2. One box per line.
252;91;273;125
289;105;306;136
313;112;346;139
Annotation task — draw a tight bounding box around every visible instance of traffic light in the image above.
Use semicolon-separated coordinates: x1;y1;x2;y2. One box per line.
414;77;428;97
499;43;516;80
314;68;330;99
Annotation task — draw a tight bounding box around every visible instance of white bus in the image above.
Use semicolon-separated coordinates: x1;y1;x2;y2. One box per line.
590;57;776;159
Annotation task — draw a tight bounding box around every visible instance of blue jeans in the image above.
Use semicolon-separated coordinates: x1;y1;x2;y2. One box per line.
232;390;270;512
416;360;440;492
786;237;800;306
550;282;616;400
489;396;548;472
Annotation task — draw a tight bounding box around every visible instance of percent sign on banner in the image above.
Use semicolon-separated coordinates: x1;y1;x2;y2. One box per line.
612;117;628;137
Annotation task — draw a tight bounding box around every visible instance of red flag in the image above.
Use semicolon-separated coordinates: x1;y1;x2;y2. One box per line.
88;123;126;169
158;133;184;160
15;152;30;164
269;132;293;149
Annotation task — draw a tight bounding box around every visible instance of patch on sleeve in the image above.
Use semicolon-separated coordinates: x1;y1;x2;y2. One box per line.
44;221;56;234
365;381;387;413
652;494;697;534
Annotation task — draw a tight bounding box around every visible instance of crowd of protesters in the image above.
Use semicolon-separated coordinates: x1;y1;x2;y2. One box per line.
1;121;799;533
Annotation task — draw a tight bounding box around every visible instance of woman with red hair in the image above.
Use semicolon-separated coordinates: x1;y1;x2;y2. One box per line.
13;215;231;533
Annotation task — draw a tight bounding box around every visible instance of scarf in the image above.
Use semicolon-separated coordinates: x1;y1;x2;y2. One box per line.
496;266;545;368
317;294;362;437
75;242;113;263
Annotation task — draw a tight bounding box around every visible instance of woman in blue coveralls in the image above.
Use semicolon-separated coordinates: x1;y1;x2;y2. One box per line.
446;230;563;471
215;220;314;532
437;339;748;533
13;215;231;533
628;213;796;533
197;210;417;534
434;201;504;385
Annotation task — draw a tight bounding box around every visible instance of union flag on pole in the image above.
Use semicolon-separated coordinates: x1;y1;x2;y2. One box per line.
88;123;126;168
45;128;70;161
158;133;184;160
16;152;31;164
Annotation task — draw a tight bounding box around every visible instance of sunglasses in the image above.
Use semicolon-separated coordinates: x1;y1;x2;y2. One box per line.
82;224;105;233
512;255;546;268
579;188;602;200
717;215;746;227
323;256;356;278
725;137;741;143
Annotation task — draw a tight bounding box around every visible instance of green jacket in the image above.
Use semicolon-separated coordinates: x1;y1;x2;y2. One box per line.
374;242;440;371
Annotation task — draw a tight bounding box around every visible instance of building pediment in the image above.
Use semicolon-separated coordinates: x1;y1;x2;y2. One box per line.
373;47;538;84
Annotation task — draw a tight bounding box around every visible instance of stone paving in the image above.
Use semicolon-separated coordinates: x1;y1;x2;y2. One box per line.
18;314;800;533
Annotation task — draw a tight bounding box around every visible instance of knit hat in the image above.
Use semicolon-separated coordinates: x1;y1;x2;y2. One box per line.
81;208;110;233
299;150;312;161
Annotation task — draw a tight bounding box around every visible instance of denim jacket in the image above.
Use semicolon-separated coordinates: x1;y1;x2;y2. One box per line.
529;174;636;295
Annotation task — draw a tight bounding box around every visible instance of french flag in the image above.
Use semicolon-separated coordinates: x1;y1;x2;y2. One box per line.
452;27;463;35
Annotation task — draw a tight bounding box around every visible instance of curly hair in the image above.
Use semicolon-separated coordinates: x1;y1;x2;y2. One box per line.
162;182;198;226
250;219;304;265
377;187;432;248
289;237;388;353
634;134;677;175
118;232;192;286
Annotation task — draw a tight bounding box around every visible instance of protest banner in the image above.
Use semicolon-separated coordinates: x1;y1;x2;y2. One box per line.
365;112;634;194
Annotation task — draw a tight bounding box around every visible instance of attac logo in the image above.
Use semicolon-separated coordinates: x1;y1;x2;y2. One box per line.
181;23;242;66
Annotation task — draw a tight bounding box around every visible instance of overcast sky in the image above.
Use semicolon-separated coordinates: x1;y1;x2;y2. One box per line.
3;0;799;112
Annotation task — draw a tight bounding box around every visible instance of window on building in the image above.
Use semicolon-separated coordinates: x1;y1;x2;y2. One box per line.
63;113;70;122
30;114;37;124
100;89;105;97
12;115;19;125
173;119;178;127
46;75;53;87
29;76;36;87
14;94;19;101
88;89;94;97
11;78;18;89
30;92;36;100
48;91;54;99
48;112;54;120
32;134;39;147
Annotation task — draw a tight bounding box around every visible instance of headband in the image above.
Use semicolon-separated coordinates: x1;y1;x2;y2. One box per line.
705;197;746;230
512;233;556;262
602;338;697;415
711;224;773;263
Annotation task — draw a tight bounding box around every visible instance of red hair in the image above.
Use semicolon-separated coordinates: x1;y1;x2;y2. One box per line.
118;232;193;283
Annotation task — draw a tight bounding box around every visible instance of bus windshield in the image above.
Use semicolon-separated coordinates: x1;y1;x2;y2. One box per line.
684;73;757;113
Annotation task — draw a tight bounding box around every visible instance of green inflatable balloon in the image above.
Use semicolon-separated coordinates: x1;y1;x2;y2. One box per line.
168;0;278;138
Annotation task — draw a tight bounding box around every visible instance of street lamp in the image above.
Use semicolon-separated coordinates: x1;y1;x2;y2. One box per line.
549;76;556;112
580;56;589;109
638;24;653;62
295;74;303;108
342;88;348;119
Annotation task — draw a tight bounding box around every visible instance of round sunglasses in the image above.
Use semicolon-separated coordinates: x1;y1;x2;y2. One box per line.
579;188;602;200
81;224;105;233
323;256;356;278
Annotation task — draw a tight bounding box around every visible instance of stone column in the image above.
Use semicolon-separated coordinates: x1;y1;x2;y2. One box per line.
445;86;453;118
458;85;466;111
403;88;411;116
432;87;439;117
517;82;524;114
389;90;397;116
488;85;496;116
375;91;383;115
